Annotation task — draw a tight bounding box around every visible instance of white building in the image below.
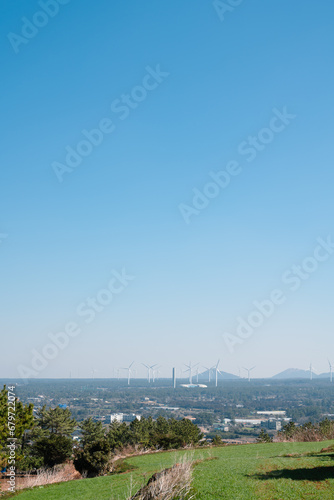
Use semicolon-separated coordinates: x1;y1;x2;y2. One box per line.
109;413;141;423
109;413;123;423
257;411;286;416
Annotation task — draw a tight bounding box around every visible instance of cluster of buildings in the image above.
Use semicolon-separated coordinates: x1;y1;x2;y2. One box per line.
107;413;141;423
214;410;289;432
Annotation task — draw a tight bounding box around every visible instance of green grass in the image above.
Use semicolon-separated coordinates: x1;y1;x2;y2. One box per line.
11;440;334;499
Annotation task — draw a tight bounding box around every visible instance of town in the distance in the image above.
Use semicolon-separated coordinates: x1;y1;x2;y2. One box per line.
6;361;334;445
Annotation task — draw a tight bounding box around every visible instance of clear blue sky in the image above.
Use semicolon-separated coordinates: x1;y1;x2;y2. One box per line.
1;0;333;379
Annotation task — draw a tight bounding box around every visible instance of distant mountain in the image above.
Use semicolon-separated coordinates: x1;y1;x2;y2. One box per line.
317;371;331;379
272;368;317;379
199;369;239;381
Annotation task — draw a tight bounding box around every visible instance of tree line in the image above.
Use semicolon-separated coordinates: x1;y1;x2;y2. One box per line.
0;386;203;477
277;419;334;442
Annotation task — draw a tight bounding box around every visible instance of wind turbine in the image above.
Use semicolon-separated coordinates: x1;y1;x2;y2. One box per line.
309;363;313;381
203;365;212;383
142;364;150;382
155;368;161;381
184;361;199;384
152;365;160;383
121;362;134;385
213;359;223;387
142;363;157;383
328;359;333;383
194;367;199;383
244;366;255;382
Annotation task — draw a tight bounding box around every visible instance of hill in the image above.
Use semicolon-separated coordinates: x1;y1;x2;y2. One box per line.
199;369;239;381
13;440;334;499
272;368;315;379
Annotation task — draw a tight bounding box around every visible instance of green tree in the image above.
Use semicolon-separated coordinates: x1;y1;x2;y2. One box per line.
212;434;223;446
26;405;76;469
80;418;105;446
279;421;297;440
319;418;334;439
32;434;73;467
36;406;76;436
0;386;34;446
256;429;272;443
74;419;112;477
74;439;112;477
106;421;130;450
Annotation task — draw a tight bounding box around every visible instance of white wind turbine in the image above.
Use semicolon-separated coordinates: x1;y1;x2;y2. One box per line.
203;365;212;383
121;361;134;385
213;359;223;387
244;366;255;382
328;359;333;383
142;363;157;383
152;365;161;383
309;363;320;381
309;362;315;381
196;367;200;383
184;361;199;384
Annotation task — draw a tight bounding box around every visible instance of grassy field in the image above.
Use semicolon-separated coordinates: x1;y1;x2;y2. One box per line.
10;440;334;499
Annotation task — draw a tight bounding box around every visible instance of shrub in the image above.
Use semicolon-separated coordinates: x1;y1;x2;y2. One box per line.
32;434;73;467
277;418;334;442
130;459;194;500
74;438;112;477
256;429;272;443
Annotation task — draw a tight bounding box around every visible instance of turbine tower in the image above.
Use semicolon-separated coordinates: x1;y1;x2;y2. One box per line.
121;361;134;385
142;363;157;383
213;359;223;387
152;365;160;383
309;363;313;381
142;363;151;383
172;367;176;388
203;365;212;383
184;361;199;384
244;366;255;382
328;359;333;383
